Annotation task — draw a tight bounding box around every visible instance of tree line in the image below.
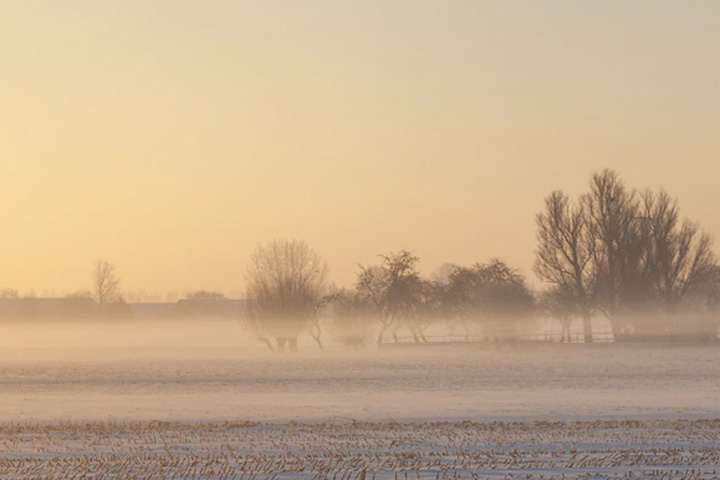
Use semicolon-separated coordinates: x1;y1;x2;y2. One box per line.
535;169;718;342
2;169;718;350
243;170;720;351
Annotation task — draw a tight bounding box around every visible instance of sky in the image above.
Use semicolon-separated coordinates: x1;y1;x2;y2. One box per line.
1;1;719;297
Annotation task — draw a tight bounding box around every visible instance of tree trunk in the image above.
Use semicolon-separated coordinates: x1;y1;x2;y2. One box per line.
310;324;324;351
311;333;324;351
583;315;593;343
376;324;388;347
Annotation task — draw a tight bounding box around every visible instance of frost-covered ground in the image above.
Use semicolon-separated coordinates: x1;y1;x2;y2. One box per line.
1;419;720;479
2;323;720;478
1;341;719;422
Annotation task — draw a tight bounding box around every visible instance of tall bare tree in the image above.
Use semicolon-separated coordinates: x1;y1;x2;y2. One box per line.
244;239;328;352
640;190;716;313
307;293;335;351
582;169;656;336
535;169;720;339
535;190;596;342
92;259;121;307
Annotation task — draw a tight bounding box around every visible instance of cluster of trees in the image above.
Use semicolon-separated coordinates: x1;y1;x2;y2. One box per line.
243;170;720;351
535;169;719;342
2;170;716;349
242;240;534;352
1;260;126;308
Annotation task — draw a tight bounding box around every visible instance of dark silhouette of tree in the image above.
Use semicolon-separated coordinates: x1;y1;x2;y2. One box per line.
583;169;647;334
640;190;716;314
535;190;596;342
427;263;473;338
307;293;335;351
92;259;121;307
537;169;718;340
446;259;534;341
356;250;424;346
408;278;447;342
244;239;328;353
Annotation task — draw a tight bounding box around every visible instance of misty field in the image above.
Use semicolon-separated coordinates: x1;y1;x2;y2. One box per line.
1;340;720;422
2;336;720;478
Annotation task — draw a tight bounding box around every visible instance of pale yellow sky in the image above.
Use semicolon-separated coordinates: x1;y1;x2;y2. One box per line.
1;1;719;296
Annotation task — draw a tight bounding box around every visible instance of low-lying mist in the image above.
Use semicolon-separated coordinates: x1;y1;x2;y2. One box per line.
0;318;266;362
0;311;717;364
1;320;719;423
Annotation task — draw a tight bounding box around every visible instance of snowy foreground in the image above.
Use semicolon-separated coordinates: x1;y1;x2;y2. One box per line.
2;326;720;479
1;342;720;422
1;419;720;479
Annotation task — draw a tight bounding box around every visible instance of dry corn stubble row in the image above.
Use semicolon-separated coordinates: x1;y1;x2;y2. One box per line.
1;419;720;479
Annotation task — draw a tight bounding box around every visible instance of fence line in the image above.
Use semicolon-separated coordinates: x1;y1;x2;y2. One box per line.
380;330;720;346
381;331;616;346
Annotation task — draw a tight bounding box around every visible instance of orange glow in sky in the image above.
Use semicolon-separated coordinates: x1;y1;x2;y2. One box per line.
1;1;719;295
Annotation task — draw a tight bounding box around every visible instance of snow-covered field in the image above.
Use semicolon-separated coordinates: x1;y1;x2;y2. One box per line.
2;419;720;479
2;321;720;478
1;341;719;422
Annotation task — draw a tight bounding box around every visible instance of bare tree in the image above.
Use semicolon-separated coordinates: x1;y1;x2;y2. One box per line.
640;190;717;314
244;239;328;353
535;190;596;342
92;259;121;307
428;263;473;338
541;169;720;340
356;250;424;346
307;293;334;351
446;259;534;342
355;265;391;345
581;169;659;337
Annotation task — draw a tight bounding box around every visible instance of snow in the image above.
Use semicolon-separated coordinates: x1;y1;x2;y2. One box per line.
1;338;719;423
2;321;720;478
1;419;720;479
